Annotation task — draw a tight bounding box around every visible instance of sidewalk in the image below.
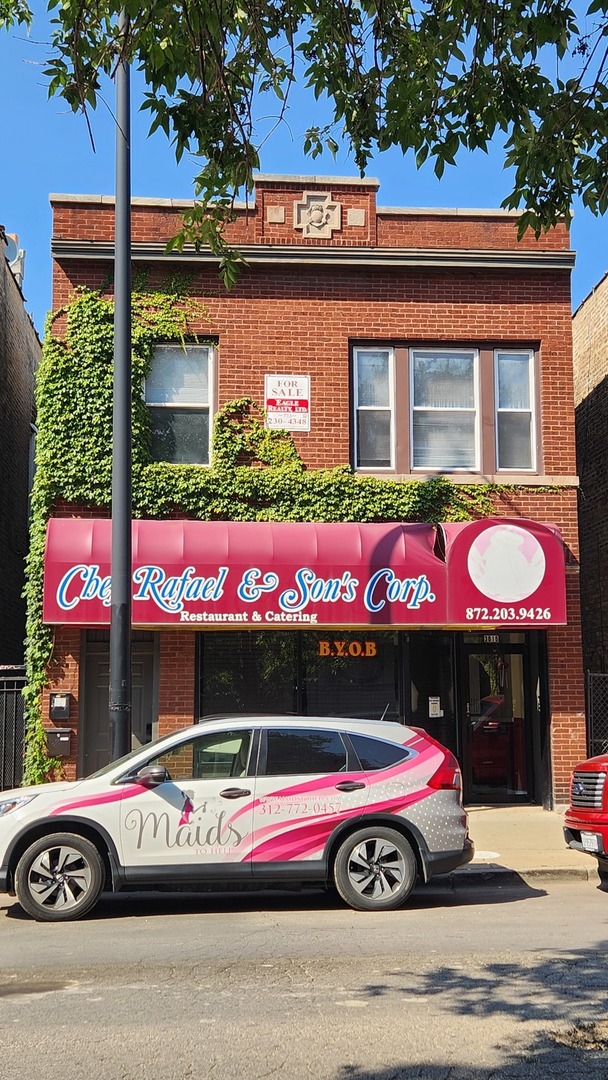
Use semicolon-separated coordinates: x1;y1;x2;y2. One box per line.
449;804;602;886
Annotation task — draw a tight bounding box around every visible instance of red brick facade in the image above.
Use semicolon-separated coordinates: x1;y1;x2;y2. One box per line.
45;175;585;806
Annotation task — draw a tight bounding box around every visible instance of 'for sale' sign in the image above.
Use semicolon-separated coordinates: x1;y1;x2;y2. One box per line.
264;374;310;431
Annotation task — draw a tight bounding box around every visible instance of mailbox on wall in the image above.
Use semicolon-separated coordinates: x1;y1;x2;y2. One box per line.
46;728;71;757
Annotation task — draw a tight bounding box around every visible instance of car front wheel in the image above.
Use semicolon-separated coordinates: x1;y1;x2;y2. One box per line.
333;826;417;911
15;833;105;922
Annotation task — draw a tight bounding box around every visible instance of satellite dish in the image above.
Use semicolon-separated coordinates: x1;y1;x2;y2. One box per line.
4;233;19;264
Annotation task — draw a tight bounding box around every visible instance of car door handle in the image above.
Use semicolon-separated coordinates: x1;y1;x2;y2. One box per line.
220;787;252;799
334;781;366;792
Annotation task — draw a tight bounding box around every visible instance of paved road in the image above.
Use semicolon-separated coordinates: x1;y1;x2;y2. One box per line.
1;881;607;1079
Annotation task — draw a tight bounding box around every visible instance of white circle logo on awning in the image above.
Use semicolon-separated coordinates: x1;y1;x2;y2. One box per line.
467;524;546;603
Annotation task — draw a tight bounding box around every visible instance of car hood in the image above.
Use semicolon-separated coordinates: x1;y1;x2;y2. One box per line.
0;780;85;802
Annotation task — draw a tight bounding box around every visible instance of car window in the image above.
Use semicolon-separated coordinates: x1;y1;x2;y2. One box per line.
349;733;411;771
148;729;252;781
265;728;347;776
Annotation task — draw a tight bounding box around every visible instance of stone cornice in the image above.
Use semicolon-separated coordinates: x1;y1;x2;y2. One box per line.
51;238;576;272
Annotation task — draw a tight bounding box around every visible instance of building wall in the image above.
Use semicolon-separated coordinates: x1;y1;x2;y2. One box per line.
573;274;608;676
43;177;585;803
0;247;39;662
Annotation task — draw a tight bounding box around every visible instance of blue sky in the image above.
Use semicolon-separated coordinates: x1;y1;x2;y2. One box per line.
1;9;607;337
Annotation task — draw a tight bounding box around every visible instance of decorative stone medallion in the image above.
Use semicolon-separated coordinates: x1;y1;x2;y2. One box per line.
293;192;341;238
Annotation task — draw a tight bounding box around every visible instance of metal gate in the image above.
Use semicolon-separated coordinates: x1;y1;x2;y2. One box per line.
588;672;608;758
0;667;25;790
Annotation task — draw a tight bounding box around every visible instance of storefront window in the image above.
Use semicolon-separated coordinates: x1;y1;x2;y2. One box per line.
199;630;400;722
201;631;297;715
301;631;400;721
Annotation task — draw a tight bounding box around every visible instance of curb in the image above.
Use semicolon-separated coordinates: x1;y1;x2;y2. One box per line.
445;864;599;887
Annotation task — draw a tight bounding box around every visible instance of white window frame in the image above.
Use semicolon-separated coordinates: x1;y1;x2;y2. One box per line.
494;349;536;472
144;343;214;465
409;347;480;472
353;346;396;471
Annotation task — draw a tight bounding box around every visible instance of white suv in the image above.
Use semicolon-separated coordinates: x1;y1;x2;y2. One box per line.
0;716;473;921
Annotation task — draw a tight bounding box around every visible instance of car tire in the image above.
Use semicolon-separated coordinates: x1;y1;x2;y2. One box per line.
15;833;105;922
333;826;417;912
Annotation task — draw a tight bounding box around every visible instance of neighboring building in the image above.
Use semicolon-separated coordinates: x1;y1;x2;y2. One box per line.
573;272;608;753
0;228;38;662
38;174;585;807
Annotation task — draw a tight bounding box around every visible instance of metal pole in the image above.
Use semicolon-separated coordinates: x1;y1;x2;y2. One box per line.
109;10;132;760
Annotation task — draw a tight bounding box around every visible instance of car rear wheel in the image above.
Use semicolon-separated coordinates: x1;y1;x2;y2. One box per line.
334;826;417;911
15;833;105;922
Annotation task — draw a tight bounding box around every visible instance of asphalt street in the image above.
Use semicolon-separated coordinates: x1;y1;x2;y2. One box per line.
1;881;607;1080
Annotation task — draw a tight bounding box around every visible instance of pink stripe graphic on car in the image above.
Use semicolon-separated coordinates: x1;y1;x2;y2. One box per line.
228;743;441;829
249;788;431;861
49;784;144;816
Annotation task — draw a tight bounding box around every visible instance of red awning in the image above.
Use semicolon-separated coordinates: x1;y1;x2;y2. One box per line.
42;517;566;628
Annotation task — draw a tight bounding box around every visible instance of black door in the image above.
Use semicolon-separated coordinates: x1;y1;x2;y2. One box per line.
461;643;531;803
81;639;157;775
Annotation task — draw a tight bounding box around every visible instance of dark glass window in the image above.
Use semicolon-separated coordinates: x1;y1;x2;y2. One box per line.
301;631;399;721
201;631;297;715
264;728;347;775
350;734;410;771
149;408;209;465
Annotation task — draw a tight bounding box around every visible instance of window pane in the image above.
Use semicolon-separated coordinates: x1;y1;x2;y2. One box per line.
150;407;209;464
497;353;530;410
497;412;532;469
357;410;391;467
413;351;475;408
356;351;390;407
413;411;476;468
301;631;399;721
201;632;297;715
350;734;409;770
265;729;347;775
146;345;209;405
150;730;251;781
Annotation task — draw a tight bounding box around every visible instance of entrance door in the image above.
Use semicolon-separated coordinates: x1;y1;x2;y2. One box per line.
81;639;157;776
462;648;530;802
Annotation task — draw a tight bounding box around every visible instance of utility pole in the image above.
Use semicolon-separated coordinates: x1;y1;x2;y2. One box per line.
109;10;132;760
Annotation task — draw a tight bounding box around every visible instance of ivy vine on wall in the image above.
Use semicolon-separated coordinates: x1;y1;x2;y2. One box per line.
24;285;510;785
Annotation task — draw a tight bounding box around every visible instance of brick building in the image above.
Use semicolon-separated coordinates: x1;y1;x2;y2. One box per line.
573;273;608;752
0;229;38;663
40;174;585;807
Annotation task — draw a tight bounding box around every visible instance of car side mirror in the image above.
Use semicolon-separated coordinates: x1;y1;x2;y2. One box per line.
134;765;169;788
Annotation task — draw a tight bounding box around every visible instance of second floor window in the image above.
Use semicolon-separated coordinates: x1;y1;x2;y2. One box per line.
145;344;213;465
495;351;534;470
353;344;536;475
411;348;477;469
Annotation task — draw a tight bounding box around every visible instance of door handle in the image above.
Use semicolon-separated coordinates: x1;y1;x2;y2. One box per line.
335;780;366;792
220;787;252;799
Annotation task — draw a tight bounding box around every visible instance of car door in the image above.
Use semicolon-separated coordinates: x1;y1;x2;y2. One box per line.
250;726;371;874
119;727;256;881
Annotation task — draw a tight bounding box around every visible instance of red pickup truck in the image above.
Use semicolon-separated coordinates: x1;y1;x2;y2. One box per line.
564;754;608;881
